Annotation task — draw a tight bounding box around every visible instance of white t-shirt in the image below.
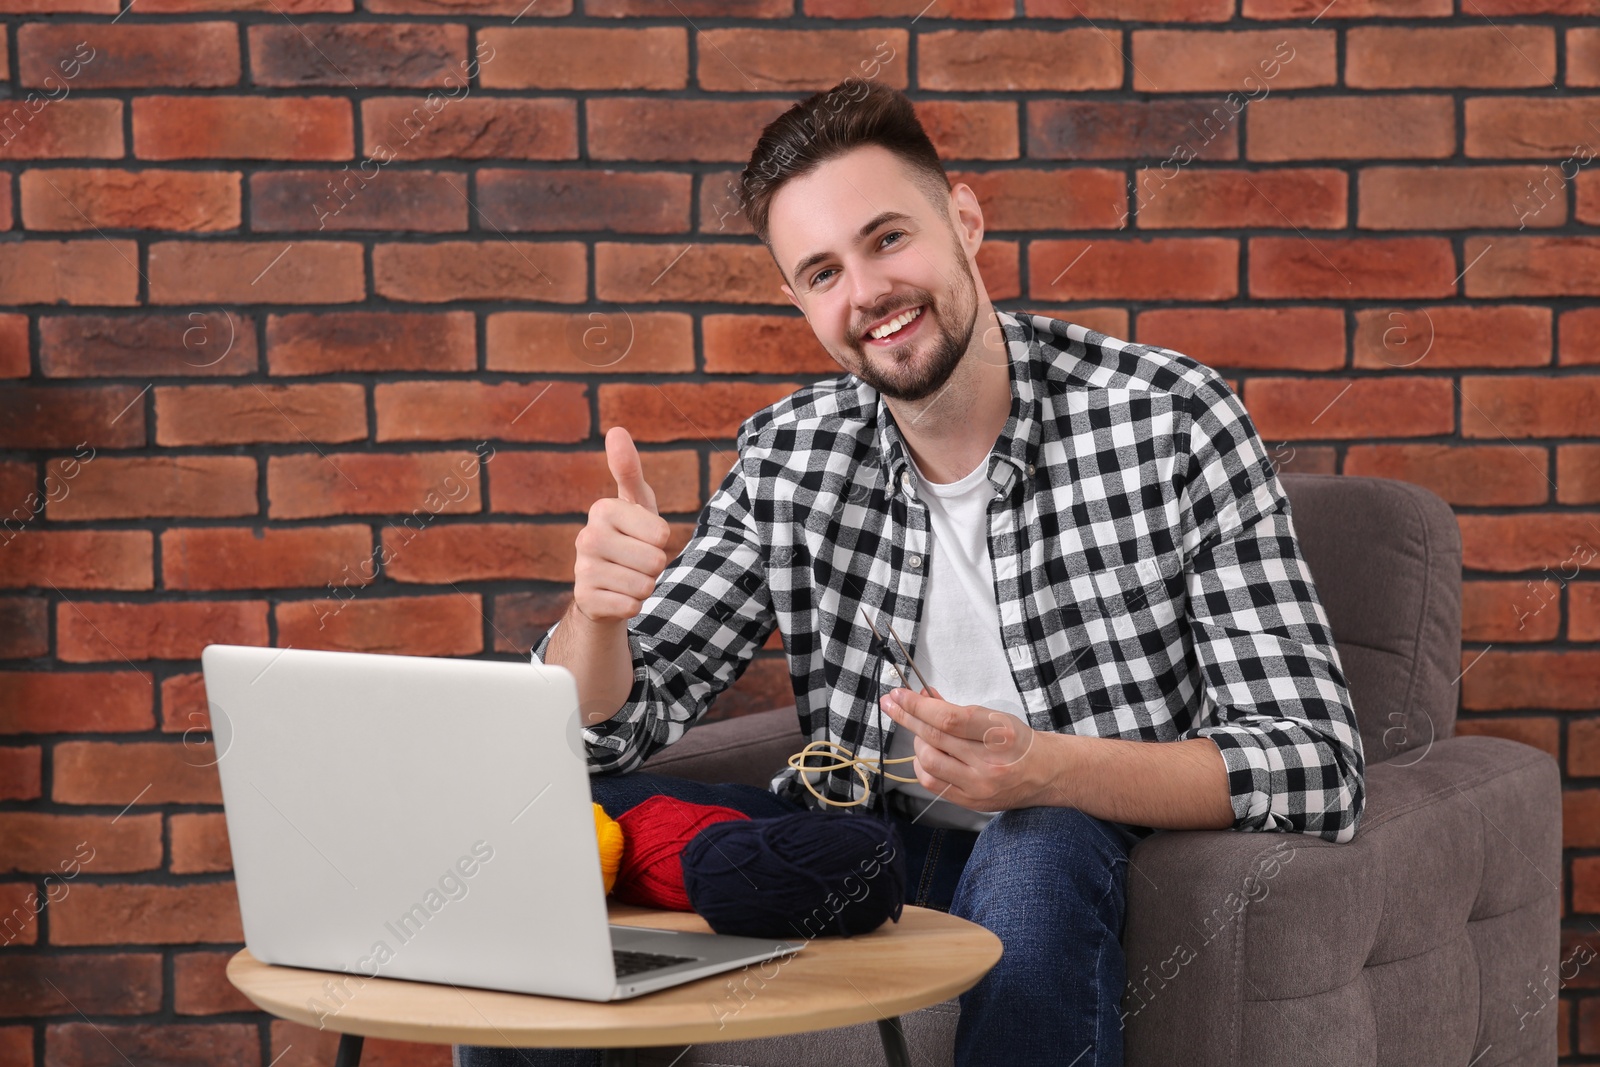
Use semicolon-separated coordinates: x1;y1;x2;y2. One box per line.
881;451;1028;832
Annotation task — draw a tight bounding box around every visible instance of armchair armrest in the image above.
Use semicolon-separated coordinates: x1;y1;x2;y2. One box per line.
1122;735;1560;1067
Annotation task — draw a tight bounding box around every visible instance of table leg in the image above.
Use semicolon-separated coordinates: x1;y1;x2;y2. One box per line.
333;1034;363;1067
877;1017;911;1067
599;1050;637;1066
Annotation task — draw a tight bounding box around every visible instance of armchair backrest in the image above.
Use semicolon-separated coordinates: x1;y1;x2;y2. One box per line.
1278;473;1463;765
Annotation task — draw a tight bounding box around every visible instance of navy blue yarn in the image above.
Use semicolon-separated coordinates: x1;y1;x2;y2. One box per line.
679;806;907;939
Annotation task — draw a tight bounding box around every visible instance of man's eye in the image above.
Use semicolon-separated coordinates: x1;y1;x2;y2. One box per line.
812;268;836;286
882;230;905;247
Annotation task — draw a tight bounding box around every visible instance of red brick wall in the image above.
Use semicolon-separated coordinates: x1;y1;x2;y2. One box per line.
1;0;1597;1062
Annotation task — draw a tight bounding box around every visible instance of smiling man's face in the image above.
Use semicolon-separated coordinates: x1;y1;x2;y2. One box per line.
770;144;982;403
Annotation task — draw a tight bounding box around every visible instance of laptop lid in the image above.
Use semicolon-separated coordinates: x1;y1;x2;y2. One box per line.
200;644;622;1002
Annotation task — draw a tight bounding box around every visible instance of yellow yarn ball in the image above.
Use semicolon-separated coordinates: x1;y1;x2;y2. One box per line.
593;802;624;895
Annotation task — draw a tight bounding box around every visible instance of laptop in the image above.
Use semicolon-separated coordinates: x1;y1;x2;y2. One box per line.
199;644;807;1002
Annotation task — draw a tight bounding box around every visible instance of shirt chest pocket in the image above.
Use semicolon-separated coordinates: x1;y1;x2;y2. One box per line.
1083;545;1187;636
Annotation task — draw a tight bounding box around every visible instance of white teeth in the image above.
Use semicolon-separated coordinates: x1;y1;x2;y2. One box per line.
869;306;922;340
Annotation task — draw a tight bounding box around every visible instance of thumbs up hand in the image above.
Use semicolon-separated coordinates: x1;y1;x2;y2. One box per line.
573;427;673;625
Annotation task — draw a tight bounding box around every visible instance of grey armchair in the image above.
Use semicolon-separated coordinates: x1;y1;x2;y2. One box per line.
621;473;1562;1067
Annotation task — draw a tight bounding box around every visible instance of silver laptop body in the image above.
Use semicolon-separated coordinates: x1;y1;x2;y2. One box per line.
200;644;806;1002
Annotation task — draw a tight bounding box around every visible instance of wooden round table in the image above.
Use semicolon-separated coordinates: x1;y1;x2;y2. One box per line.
226;899;1002;1067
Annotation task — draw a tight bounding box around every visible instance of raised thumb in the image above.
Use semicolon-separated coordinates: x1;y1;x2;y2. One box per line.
606;426;658;515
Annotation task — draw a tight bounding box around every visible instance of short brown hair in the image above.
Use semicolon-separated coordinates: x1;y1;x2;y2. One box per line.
739;77;952;255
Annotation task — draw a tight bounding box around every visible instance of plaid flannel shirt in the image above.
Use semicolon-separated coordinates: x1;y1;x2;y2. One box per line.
532;310;1366;844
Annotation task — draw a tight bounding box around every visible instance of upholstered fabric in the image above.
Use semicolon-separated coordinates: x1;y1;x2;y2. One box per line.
610;474;1559;1067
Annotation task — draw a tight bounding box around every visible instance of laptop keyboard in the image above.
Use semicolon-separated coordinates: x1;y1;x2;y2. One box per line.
613;947;700;978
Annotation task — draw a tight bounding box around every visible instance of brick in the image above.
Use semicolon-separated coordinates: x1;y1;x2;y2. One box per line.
134;95;352;160
268;311;475;375
1563;308;1600;366
0;384;148;451
590;0;778;11
1347;26;1555;88
362;97;577;161
1573;581;1600;640
375;381;588;443
1030;238;1237;301
700;170;754;236
1572;717;1600;775
595;242;789;304
491;589;572;654
373;240;586;303
696;29;904;92
18;23;239;88
1361;166;1559;230
268;1023;458;1067
249;23;467;87
1246;0;1450;12
474;169;691;233
138;0;351;8
1353;305;1551;369
162;525;373;591
251;169;467;233
56;601;268;662
0;671;154;729
1559;446;1600;505
1343;445;1549;506
812;0;1007;12
1130;30;1332;91
599;382;801;442
915;100;1019;161
487;311;695;374
382;522;576;583
587;98;789;162
0;813;161;874
1249;95;1454;161
1463;650;1600;711
948;168;1128;231
148;240;365;304
364;0;571;13
0;459;34;520
0;883;38;948
490;449;699;515
0;955;161;1015
0;531;153;591
1464;580;1561;642
0;597;48;658
1454;716;1559;759
47;456;258;520
1028;99;1240;161
21;167;240;232
0;97;123;160
0;240;138;306
170;813;231;874
0;99;123;161
267;451;484;520
160;672;208;733
1242;377;1454;439
174;951;259;1014
1500;571;1576;639
1134;307;1344;370
702;313;838;374
1461;375;1600;437
1131;167;1345;229
154;383;366;445
52;740;222;806
1249;237;1457;298
0;746;41;799
275;593;485;656
1030;0;1232;12
51;884;241;944
0;315;26;378
40;312;257;378
45;1024;257;1066
1467;98;1600;157
0;0;116;9
479;27;685;89
1568;791;1600;850
1572;28;1600;87
1457;514;1600;573
1464;237;1600;298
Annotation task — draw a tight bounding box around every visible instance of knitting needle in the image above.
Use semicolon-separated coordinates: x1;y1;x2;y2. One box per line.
883;619;936;696
859;604;912;692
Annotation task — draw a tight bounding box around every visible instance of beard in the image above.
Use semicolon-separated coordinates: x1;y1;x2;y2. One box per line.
845;248;979;404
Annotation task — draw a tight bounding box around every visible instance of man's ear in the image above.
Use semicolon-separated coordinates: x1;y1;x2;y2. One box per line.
780;284;802;313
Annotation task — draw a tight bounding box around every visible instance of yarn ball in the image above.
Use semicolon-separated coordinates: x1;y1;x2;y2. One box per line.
593;802;624;895
613;795;751;911
681;809;907;939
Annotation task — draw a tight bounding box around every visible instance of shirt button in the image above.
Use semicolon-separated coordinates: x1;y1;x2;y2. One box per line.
900;470;914;497
908;554;923;569
1027;463;1036;476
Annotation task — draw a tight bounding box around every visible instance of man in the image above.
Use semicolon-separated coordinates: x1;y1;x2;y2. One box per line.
459;78;1363;1067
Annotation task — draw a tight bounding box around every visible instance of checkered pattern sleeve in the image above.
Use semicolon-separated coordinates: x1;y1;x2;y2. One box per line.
532;419;777;775
1175;369;1366;843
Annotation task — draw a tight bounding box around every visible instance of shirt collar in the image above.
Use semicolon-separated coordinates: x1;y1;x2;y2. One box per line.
873;307;1043;499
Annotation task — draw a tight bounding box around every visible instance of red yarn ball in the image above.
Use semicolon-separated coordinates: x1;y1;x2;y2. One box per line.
612;796;751;911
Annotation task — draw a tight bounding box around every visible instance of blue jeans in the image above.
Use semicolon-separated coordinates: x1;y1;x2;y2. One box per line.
454;770;1137;1067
